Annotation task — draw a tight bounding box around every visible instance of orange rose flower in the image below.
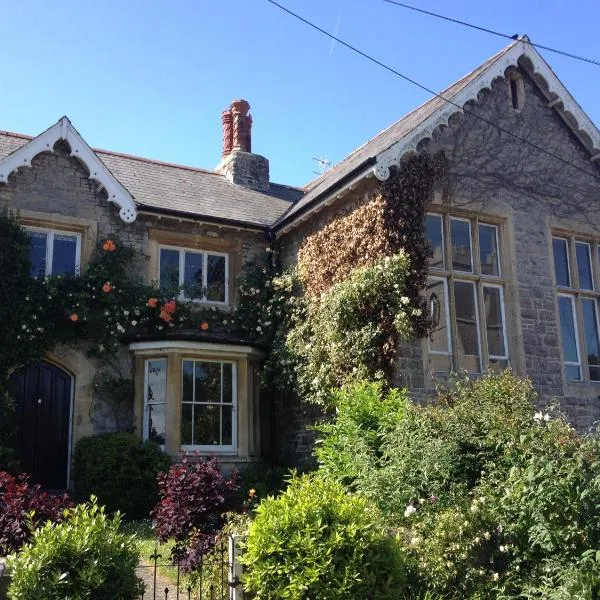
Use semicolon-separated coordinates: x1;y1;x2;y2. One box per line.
69;313;79;322
147;297;158;308
163;299;177;314
159;310;173;323
200;321;209;331
102;240;116;252
102;282;112;293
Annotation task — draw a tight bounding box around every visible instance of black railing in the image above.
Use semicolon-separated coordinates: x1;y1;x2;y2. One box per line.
136;536;240;600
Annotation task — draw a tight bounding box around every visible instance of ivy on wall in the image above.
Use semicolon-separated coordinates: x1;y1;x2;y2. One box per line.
268;152;448;403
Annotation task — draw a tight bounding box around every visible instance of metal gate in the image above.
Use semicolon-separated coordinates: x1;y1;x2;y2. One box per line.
135;536;245;600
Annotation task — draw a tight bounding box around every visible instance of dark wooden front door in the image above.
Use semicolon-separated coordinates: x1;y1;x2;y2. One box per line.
10;361;72;489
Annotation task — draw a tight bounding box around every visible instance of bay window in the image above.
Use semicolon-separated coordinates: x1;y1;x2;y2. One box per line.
425;213;508;374
553;235;600;382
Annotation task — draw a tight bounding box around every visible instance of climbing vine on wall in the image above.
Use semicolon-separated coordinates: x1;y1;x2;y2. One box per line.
273;152;448;403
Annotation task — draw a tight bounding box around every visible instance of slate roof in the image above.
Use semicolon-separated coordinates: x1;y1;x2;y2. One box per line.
274;39;521;228
0;130;303;228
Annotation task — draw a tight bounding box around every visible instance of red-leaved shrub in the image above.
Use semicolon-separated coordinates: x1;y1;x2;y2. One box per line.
151;457;238;570
0;471;73;554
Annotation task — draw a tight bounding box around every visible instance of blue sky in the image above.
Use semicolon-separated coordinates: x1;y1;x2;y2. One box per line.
1;1;598;187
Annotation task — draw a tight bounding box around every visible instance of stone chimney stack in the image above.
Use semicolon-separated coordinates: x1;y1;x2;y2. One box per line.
216;99;270;191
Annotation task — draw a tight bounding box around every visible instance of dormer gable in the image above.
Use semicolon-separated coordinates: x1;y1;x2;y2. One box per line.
0;117;137;223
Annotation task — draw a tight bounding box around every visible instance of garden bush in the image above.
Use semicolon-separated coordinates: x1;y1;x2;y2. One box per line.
0;471;72;555
242;474;409;600
151;456;238;570
312;371;600;599
7;497;143;600
73;432;171;520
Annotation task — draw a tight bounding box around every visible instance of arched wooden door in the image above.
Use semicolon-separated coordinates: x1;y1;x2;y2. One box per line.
10;360;72;489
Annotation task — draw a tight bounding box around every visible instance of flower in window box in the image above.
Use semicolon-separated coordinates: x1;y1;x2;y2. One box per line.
69;313;79;322
102;282;112;293
102;239;116;252
147;297;158;308
199;321;209;331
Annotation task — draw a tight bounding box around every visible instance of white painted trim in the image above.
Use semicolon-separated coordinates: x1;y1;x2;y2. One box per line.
129;340;262;356
0;117;137;223
373;39;600;181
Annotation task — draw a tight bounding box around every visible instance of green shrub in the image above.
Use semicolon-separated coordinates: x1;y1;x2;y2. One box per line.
7;498;143;600
73;432;171;520
314;380;408;490
242;474;409;599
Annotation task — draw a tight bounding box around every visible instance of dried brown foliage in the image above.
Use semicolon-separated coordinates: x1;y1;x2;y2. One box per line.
298;195;393;299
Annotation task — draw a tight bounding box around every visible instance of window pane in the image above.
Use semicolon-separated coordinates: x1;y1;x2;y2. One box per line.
558;296;580;379
160;248;180;289
576;243;593;290
427;279;450;353
52;233;78;276
195;362;221;403
450;219;472;272
182;360;194;403
479;224;499;276
453;281;480;372
483;287;506;358
206;255;226;301
183;251;203;297
222;406;233;446
582;299;600;381
425;214;444;269
28;231;47;278
181;403;193;445
222;363;233;404
146;359;167;445
194;405;220;446
553;238;570;287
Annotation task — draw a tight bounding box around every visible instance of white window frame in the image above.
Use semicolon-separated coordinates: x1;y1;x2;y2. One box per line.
180;358;237;453
482;283;509;362
557;292;582;380
25;226;81;277
479;223;501;278
143;358;167;449
454;279;482;372
159;244;229;304
427;276;452;358
426;213;445;271
575;241;594;291
553;236;571;288
426;212;508;375
450;216;474;274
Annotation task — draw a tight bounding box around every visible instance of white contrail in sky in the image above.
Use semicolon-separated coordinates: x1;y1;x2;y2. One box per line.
329;4;342;55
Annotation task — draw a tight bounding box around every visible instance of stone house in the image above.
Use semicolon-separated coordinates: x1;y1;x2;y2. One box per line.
3;36;600;488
